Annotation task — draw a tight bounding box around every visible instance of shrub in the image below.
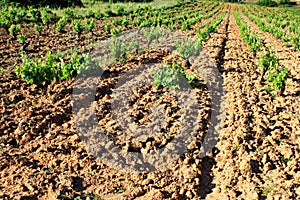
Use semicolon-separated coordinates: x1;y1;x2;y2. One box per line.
15;51;94;85
116;5;127;15
17;34;25;43
153;62;199;90
9;24;21;38
109;36;138;60
175;38;202;59
154;65;181;90
63;8;75;19
279;0;292;5
103;24;111;33
257;0;278;7
55;18;67;33
143;26;164;46
72;20;83;36
84;18;95;32
259;50;288;94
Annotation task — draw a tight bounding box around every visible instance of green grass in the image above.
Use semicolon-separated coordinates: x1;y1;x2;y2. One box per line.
52;0;179;18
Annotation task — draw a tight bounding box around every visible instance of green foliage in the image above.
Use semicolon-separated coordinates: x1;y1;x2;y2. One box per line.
100;0;152;2
205;24;217;34
234;12;262;52
0;6;24;26
72;20;83;35
196;29;209;42
116;5;127;15
34;24;42;34
175;38;202;59
63;8;74;19
103;24;111;33
181;21;191;31
292;37;300;50
122;17;129;27
247;32;262;52
111;27;122;35
259;50;288;93
268;67;288;90
17;34;25;43
168;23;175;31
2;0;84;8
143;26;164;45
15;51;94;85
196;10;227;42
139;20;151;28
259;50;279;71
60;54;89;79
55;18;67;33
104;8;114;17
154;65;181;90
257;0;278;7
153;62;200;90
172;61;197;84
9;24;21;37
28;7;41;21
109;37;138;60
0;4;56;27
15;52;60;85
94;12;103;20
111;18;122;26
41;10;56;26
86;10;95;18
84;18;95;32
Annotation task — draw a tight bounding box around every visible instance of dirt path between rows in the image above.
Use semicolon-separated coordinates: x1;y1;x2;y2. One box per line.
204;6;300;199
